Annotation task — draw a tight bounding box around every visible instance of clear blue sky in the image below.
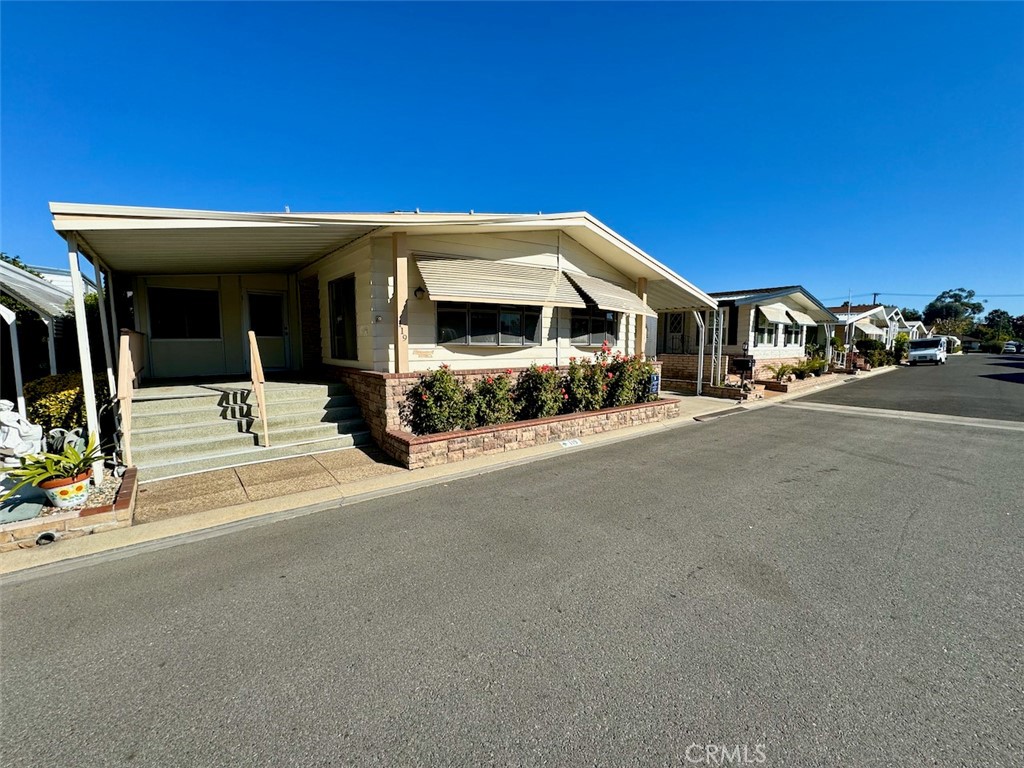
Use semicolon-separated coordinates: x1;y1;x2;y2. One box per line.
3;2;1022;315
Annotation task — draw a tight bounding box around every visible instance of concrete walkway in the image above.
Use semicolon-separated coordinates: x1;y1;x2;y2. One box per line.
0;372;896;577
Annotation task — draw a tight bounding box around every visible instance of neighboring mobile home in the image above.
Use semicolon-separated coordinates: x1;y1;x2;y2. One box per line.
828;304;891;349
50;203;717;477
657;285;838;381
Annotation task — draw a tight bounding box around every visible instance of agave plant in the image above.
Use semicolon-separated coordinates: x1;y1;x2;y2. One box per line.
1;432;103;500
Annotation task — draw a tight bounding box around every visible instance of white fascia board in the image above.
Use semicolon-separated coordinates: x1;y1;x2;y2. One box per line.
51;217;319;232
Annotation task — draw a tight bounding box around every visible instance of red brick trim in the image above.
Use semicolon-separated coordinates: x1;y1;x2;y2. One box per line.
80;467;138;517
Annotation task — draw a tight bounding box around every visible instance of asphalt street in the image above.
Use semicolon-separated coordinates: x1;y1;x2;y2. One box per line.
801;352;1024;421
2;359;1022;767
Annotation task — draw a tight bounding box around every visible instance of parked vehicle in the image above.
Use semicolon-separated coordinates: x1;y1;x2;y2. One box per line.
1002;341;1018;354
908;337;947;366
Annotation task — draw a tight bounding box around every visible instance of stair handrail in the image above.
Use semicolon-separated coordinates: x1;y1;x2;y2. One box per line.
248;330;270;448
117;329;146;466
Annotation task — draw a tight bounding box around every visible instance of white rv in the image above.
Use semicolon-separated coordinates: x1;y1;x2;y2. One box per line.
908;337;947;366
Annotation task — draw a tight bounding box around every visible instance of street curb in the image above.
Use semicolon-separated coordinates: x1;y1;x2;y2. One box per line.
0;367;898;581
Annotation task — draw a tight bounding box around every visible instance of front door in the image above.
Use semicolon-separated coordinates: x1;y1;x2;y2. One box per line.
246;291;289;370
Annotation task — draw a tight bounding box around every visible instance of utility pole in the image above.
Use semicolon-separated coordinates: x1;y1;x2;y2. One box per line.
872;292;880;304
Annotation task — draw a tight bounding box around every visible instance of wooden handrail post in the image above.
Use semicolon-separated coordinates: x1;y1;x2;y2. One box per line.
117;333;134;466
248;330;270;447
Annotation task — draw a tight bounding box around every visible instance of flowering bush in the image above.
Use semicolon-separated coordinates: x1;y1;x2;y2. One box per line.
467;374;516;427
597;344;657;407
513;364;564;420
563;356;605;413
404;356;661;435
403;365;471;434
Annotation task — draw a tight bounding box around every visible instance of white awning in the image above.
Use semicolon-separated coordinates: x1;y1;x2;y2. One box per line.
415;257;586;308
563;272;656;317
0;260;72;317
786;308;819;327
757;303;791;324
854;320;886;337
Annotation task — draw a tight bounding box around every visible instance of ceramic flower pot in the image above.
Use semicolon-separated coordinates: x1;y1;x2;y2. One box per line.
39;471;92;508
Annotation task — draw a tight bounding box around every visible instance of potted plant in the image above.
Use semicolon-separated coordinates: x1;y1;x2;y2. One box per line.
2;432;102;508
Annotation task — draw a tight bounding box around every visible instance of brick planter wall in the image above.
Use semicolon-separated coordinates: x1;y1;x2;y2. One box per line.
658;354;727;382
743;355;804;380
0;468;138;553
324;361;665;465
661;379;750;400
385;397;681;469
321;362;671;466
759;373;843;393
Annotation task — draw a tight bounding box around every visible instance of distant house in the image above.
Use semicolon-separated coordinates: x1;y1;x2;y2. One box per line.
657;285;839;380
28;265;97;296
902;320;927;340
828;304;890;349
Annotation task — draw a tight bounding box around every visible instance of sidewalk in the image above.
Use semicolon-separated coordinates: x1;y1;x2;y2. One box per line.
1;370;895;577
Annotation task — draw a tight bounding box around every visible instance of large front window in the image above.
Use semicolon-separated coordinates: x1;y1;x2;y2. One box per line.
436;303;541;346
784;323;802;345
571;308;619;346
148;287;221;339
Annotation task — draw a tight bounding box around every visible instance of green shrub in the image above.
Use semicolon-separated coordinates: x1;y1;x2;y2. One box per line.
514;364;564;420
602;350;657;407
24;373;109;432
563;357;606;413
981;341;1003;354
404;366;471;435
467;374;516;427
893;332;910;361
855;338;885;354
763;362;794;382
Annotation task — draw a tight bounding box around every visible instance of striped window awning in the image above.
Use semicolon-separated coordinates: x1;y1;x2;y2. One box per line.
757;303;791;324
854;320;886;337
563;272;656;317
415;257;586;308
786;308;819;327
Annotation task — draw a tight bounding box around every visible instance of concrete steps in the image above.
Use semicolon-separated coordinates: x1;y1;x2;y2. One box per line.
130;381;372;482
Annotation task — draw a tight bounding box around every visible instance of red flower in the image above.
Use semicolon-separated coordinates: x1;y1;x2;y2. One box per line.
602;384;608;391
563;394;569;400
421;393;428;401
506;369;514;375
486;376;494;384
606;372;613;379
569;356;576;363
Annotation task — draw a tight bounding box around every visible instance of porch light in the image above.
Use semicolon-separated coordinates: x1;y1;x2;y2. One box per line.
414;287;426;300
742;341;749;354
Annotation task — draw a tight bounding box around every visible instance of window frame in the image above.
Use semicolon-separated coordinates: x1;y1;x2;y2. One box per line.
435;302;542;347
755;312;776;346
570;306;619;347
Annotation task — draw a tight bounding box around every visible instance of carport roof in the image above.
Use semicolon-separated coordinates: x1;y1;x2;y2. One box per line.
49;202;717;311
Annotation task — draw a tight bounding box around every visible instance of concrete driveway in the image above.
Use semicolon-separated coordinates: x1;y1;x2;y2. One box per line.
2;363;1021;766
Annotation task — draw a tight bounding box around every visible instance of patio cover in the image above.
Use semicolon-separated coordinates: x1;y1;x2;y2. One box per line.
854;320;886;337
758;303;791;324
0;260;71;318
563;272;656;317
786;308;818;327
416;257;586;308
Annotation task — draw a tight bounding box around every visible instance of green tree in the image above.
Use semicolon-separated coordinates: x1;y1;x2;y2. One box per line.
922;288;984;326
979;309;1013;341
900;307;923;321
1012;315;1024;340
